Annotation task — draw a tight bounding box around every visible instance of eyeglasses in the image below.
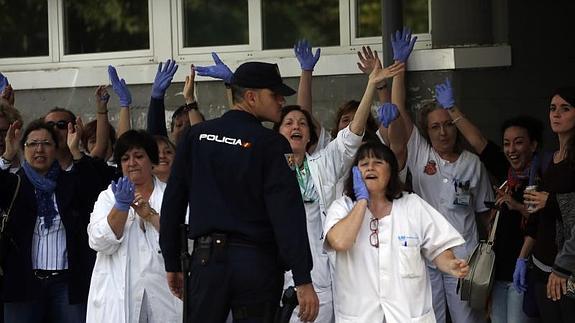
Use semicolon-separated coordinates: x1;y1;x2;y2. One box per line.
24;140;54;150
46;120;71;130
369;217;379;248
428;121;455;133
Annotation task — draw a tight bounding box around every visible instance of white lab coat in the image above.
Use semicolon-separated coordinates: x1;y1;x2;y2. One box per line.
324;193;465;323
284;125;363;322
86;178;182;323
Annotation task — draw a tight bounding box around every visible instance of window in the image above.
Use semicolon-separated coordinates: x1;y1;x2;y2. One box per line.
353;0;430;44
262;0;340;50
0;0;49;58
62;0;150;55
182;0;249;47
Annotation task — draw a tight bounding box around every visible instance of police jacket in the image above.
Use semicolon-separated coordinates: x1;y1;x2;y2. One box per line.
160;109;313;286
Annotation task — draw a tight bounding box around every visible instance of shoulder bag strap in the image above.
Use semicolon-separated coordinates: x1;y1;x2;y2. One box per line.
487;180;508;244
1;174;21;231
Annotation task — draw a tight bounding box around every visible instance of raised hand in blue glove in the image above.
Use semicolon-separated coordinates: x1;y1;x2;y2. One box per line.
435;78;455;109
391;27;417;63
195;52;233;83
151;59;179;99
111;176;135;212
512;258;528;293
377;103;399;128
352;166;370;202
294;39;321;71
0;73;8;93
108;65;132;107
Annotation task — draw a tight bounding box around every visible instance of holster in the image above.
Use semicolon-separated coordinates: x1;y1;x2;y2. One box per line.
193;233;229;265
274;286;299;323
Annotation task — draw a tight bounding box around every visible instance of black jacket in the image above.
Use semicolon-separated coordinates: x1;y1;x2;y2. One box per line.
0;156;102;303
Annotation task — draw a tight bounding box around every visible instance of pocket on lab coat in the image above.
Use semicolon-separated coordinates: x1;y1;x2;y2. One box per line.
398;246;424;278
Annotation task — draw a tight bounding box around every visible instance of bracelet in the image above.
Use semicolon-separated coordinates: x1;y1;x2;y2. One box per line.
451;116;464;124
376;83;388;90
183;102;199;112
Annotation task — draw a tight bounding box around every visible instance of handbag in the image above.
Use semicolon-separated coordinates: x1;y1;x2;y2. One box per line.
457;207;500;310
0;174;21;276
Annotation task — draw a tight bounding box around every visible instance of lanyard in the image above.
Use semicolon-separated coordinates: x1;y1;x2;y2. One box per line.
295;158;317;203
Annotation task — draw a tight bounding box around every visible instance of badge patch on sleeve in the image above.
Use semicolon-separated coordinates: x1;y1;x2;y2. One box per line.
284;153;296;170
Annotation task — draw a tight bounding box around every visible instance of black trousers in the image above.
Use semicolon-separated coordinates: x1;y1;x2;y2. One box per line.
532;265;575;323
185;241;283;323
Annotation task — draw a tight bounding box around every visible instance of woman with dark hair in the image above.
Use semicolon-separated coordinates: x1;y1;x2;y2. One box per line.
86;130;182;323
388;78;494;323
518;87;575;323
273;58;404;322
0;119;100;323
324;141;468;323
445;101;545;322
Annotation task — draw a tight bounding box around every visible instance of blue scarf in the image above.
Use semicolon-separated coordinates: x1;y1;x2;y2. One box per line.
22;161;60;229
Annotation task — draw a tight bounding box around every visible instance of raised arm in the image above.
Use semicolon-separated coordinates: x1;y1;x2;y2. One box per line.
294;40;322;136
350;57;404;136
435;78;488;154
377;103;407;169
147;59;178;137
326;167;369;251
108;65;132;137
183;65;204;126
389;27;417;138
195;52;234;108
92;85;111;159
357;46;389;103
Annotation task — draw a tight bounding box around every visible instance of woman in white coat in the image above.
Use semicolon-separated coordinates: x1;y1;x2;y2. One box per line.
325;141;469;323
86;130;182;323
273;58;404;322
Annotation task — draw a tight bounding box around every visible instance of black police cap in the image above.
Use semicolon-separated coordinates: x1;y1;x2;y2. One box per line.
231;62;296;96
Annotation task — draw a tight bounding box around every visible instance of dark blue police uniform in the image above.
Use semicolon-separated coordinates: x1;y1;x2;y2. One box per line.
160;108;313;322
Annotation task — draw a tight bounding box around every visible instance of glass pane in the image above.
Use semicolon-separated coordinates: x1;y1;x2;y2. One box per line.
183;0;249;47
262;0;339;50
356;0;381;38
0;0;48;58
63;0;150;55
355;0;429;38
404;0;429;34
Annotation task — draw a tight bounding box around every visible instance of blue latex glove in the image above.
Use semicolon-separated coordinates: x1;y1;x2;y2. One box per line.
435;78;455;109
0;73;8;93
151;59;179;99
377;103;399;128
512;258;528;293
195;52;233;83
108;65;132;107
391;27;417;63
294;39;321;71
352;166;369;201
111;176;135;212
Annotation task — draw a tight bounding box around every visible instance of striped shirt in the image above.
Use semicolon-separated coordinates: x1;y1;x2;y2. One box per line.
31;194;68;270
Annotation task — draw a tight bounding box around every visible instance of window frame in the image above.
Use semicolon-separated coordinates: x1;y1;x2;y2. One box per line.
57;0;155;62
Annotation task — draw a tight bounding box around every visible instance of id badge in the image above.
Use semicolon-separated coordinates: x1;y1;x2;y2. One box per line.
453;179;471;206
454;191;471;206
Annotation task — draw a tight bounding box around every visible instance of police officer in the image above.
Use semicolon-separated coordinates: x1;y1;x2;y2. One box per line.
159;62;319;323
